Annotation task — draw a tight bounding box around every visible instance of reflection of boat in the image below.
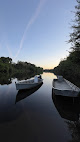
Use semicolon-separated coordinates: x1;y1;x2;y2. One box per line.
52;91;80;121
15;75;43;90
52;76;80;97
15;82;43;103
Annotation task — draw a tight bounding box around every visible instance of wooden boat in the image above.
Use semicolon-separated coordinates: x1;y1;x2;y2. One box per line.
15;75;43;90
52;76;80;97
15;82;43;103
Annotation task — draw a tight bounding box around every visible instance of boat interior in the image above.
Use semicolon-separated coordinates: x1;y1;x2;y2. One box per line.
53;78;80;91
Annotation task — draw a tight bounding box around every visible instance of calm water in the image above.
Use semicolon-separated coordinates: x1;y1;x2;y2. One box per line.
0;72;80;142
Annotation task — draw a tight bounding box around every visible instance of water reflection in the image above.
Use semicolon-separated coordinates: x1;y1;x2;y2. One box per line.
0;73;12;85
0;72;75;142
66;120;80;142
52;91;80;142
0;72;42;85
52;90;80;121
16;82;43;103
13;72;39;81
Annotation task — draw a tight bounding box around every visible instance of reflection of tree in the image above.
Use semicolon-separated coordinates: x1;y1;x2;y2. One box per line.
0;73;12;85
12;71;38;81
66;120;80;142
0;72;42;85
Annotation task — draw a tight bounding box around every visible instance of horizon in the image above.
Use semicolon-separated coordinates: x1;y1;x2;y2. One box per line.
0;0;77;69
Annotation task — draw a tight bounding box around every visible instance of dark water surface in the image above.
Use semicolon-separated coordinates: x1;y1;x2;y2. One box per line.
0;72;80;142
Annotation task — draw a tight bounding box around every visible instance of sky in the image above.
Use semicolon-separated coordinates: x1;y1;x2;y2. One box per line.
0;0;77;69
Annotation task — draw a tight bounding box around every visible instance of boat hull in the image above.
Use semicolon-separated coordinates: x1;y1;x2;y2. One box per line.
16;82;43;103
16;79;43;90
52;88;79;97
52;78;80;97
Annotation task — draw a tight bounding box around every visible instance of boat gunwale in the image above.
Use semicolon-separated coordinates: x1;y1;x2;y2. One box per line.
52;78;80;92
16;79;43;85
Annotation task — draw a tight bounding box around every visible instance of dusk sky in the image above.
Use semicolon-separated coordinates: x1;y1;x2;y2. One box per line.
0;0;77;69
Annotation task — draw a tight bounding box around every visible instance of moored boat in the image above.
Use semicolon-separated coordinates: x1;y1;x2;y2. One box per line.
15;82;43;103
52;76;80;97
15;75;43;90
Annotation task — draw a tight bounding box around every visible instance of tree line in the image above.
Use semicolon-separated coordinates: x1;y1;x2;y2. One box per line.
53;0;80;87
0;57;43;75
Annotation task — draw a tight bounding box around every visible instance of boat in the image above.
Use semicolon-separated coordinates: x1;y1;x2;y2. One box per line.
15;82;43;103
52;76;80;97
15;75;43;90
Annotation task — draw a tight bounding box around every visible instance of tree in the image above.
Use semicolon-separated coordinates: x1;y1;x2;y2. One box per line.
69;0;80;51
0;57;12;64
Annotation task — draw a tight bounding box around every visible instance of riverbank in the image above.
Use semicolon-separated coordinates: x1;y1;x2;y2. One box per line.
0;57;43;84
53;51;80;87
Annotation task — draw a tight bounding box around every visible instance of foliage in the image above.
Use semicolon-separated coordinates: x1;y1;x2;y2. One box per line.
53;0;80;87
0;57;43;83
69;0;80;51
53;53;80;87
43;69;54;72
0;57;12;73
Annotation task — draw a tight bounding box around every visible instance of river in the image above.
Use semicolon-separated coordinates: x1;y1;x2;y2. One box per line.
0;72;80;142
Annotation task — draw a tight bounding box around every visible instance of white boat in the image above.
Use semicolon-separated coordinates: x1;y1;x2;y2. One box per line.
16;82;43;103
15;75;43;90
52;76;80;97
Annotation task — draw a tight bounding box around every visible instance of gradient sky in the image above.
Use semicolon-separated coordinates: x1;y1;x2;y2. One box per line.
0;0;77;69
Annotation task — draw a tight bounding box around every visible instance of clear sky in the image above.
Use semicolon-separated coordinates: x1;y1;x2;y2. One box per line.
0;0;77;69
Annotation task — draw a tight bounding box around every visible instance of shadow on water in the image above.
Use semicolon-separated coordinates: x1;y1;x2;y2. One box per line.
0;72;80;142
15;82;43;103
0;82;43;124
52;88;80;121
52;89;80;142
